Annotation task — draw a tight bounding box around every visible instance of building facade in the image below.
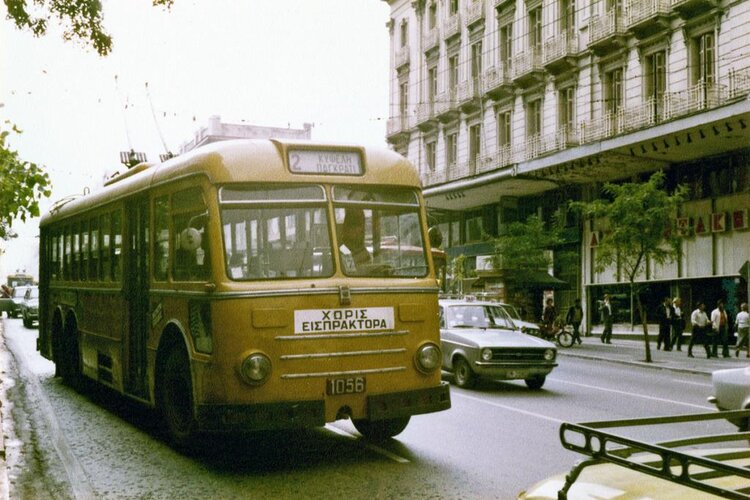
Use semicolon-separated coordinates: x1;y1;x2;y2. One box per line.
383;0;750;329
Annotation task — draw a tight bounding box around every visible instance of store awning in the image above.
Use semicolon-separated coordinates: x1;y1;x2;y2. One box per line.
473;269;570;290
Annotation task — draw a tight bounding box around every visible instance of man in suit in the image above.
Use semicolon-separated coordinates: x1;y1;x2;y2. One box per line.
656;296;674;351
599;294;614;344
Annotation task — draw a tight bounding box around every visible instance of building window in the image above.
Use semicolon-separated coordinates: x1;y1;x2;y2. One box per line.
399;80;409;118
449;0;459;15
692;32;715;86
428;2;437;29
560;0;575;34
644;51;666;118
500;24;513;65
446;131;458;167
529;7;542;51
465;213;484;242
400;19;408;48
448;54;459;90
527;99;542;136
498;110;512;148
469;123;482;167
428;66;438;102
471;41;483;81
604;67;623;114
426;140;437;171
559;86;575;131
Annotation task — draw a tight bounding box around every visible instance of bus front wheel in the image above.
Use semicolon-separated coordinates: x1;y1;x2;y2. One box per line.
352;416;410;441
159;348;199;450
60;324;83;391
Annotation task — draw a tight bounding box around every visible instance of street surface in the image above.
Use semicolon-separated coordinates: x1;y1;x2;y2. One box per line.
0;318;738;499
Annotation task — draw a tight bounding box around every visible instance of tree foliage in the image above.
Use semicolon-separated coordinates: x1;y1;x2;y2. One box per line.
570;170;687;362
0;122;52;239
491;213;563;279
4;0;175;56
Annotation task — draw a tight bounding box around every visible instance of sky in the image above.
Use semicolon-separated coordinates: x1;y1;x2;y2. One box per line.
0;0;392;278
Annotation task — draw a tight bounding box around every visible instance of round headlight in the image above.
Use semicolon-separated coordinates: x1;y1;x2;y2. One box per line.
544;349;556;361
416;343;441;373
239;353;272;385
481;348;493;361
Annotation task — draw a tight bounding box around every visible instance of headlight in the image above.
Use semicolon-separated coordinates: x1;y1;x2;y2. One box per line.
544;349;556;361
415;343;441;373
239;353;272;386
481;348;493;361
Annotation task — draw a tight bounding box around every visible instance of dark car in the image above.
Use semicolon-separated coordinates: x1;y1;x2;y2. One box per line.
19;286;39;328
439;299;558;389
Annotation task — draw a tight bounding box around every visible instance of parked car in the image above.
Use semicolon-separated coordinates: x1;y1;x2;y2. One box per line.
0;288;14;318
439;298;557;389
496;301;542;337
19;286;39;328
10;285;32;319
708;366;750;430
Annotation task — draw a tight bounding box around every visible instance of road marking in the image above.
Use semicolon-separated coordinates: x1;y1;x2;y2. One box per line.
452;392;564;424
324;424;410;463
550;378;714;410
671;379;712;388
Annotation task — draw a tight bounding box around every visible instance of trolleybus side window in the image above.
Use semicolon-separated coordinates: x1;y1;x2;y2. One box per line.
101;213;111;281
154;196;169;282
72;223;80;281
81;219;89;281
90;218;99;280
64;226;72;280
219;184;330;280
112;211;123;282
173;188;210;281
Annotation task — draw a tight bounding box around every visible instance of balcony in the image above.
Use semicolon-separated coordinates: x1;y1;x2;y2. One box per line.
435;89;460;123
494;0;515;11
482;64;513;100
728;67;750;100
670;0;718;18
588;9;628;56
416;102;438;131
422;27;439;53
421;167;447;187
395;45;410;69
618;97;659;132
447;161;477;182
386;115;413;143
457;78;483;113
466;1;485;28
580;112;620;144
443;14;460;41
543;32;579;74
477;144;514;173
626;0;671;38
664;81;726;120
511;48;544;87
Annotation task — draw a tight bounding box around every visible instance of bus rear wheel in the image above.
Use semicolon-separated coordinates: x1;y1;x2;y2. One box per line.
159;347;199;450
352;416;410;441
60;324;83;391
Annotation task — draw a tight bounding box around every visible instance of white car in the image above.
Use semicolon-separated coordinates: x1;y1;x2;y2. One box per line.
497;301;542;337
439;299;557;389
708;366;750;430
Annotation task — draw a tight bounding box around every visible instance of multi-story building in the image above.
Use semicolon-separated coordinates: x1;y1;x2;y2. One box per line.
383;0;749;328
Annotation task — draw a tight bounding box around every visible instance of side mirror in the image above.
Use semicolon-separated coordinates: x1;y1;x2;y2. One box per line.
428;226;443;249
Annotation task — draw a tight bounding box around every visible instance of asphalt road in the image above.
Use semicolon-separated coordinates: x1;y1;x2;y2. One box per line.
0;318;734;499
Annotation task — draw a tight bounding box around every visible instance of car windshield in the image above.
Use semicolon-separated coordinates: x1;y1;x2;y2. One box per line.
26;288;39;299
12;286;29;298
501;304;522;320
444;304;515;330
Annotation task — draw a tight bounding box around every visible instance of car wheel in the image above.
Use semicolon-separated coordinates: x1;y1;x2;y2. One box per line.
159;347;199;451
525;375;546;390
453;357;476;389
557;331;574;347
22;312;31;328
352;416;410;441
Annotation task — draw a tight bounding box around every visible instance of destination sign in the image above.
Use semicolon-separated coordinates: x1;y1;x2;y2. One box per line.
288;149;363;175
294;307;394;334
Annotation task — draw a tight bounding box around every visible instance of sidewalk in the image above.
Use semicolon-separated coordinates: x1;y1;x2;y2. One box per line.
560;325;750;375
0;322;8;500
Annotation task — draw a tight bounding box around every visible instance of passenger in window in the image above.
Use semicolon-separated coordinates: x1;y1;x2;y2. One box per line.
338;208;371;272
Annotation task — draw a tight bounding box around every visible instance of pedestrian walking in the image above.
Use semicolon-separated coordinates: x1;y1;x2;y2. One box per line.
566;299;584;345
710;300;730;358
735;303;750;358
542;298;557;339
656;296;674;351
599;294;613;344
670;297;685;351
687;302;710;358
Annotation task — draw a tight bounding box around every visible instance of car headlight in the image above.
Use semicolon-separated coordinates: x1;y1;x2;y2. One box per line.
239;353;272;386
481;348;493;361
415;343;441;373
544;349;556;361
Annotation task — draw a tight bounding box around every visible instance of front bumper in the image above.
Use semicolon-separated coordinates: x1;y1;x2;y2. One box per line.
196;382;451;432
473;361;557;380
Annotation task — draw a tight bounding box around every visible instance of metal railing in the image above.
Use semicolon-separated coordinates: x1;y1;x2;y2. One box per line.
457;78;482;105
435;89;458;117
729;67;750;99
395;45;410;68
588;9;626;46
386;115;412;136
466;0;485;26
443;14;460;39
422;28;439;52
482;64;512;93
619;96;658;132
543;31;578;65
416;102;435;125
511;48;543;80
627;0;671;26
664;81;726;120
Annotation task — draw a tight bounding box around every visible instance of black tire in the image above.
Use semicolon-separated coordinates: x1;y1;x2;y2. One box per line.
352;416;410;441
159;348;199;450
60;324;84;391
525;375;546;390
557;331;574;348
453;357;476;389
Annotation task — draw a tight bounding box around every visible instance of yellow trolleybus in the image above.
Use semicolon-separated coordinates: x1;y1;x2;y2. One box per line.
37;139;450;448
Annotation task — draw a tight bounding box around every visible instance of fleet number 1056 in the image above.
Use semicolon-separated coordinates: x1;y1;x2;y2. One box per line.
326;376;366;396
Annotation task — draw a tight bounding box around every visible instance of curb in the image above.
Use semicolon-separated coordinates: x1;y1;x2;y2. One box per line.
0;322;9;500
558;349;716;376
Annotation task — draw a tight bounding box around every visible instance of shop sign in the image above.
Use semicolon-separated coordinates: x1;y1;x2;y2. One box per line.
694;215;708;235
712;212;727;233
676;217;692;237
589;231;602;247
732;209;749;230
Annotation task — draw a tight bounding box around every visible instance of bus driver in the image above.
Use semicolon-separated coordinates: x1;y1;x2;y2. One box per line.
338;208;371;272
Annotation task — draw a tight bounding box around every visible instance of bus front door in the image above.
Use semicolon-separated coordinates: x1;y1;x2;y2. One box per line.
124;197;150;399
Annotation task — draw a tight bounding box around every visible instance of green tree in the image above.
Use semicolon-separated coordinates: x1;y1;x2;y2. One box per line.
0;122;52;239
571;171;687;362
4;0;174;56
